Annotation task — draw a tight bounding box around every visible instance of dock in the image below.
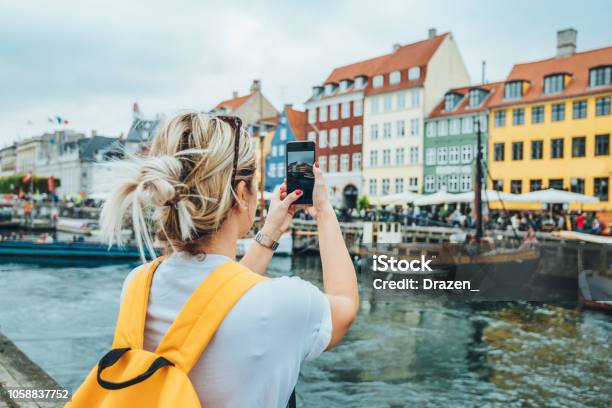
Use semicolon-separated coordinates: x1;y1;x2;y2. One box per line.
0;333;65;408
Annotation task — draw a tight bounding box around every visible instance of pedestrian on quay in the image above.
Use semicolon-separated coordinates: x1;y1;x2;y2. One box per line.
576;211;586;233
83;112;359;407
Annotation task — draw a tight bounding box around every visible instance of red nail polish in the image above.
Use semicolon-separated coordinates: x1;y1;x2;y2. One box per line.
296;190;302;195
314;162;319;168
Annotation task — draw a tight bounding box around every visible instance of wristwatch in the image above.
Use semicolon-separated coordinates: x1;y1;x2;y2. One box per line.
255;231;279;251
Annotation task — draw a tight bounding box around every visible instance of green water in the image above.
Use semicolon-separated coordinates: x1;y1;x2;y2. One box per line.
0;256;611;407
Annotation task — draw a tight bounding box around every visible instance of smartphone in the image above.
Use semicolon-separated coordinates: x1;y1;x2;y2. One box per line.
286;141;316;205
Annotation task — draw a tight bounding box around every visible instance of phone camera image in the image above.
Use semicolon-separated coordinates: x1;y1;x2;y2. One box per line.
286;142;315;205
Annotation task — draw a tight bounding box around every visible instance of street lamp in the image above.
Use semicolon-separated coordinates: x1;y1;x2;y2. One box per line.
257;123;266;229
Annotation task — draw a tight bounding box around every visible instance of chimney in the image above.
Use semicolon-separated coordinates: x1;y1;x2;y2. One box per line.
232;91;238;98
250;79;261;93
132;102;141;118
428;28;437;39
392;43;401;52
284;103;293;111
556;28;577;57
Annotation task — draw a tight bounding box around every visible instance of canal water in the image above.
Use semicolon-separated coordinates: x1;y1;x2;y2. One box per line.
0;256;611;407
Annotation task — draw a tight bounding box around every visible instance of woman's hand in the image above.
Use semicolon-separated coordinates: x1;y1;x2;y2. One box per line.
297;162;333;221
260;184;302;241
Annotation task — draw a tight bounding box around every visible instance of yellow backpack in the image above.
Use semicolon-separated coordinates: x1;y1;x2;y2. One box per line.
67;257;266;407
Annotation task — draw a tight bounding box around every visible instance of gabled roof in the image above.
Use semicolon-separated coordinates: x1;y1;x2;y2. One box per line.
126;117;161;143
489;45;612;107
213;93;252;112
284;108;306;141
429;81;505;118
324;54;390;85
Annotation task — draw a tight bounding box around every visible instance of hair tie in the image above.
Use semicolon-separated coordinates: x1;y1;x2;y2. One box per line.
164;193;181;208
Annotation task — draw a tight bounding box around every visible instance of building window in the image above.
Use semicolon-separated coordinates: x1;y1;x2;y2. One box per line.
390;71;401;84
353;125;362;144
438;120;448;136
462;117;473;134
595;96;611;116
444;93;462;111
411;89;420;107
513;108;525;125
383;94;392;112
369;150;378;166
341;102;351;119
319;130;327;148
595;134;610;156
437;147;448;165
307;131;316;142
448;174;459;192
461;145;473;163
449;146;460;164
382;178;390;195
330;104;339;120
572;136;586;157
468;89;486;107
339;80;349;92
512;142;524;160
395;148;405;165
397;92;406;109
543;74;565;94
549;179;564;190
329;155;337;173
530;179;542;191
551;138;564;159
352;153;361;170
382;149;391;165
504;81;523;99
531;140;543;159
329;129;338;147
410;118;419;136
426;148;436;165
570;178;585;194
278;144;285;156
325;83;336;95
307;109;316;124
573;100;587;119
371;96;379;114
369;124;378;140
369;179;377;196
494;143;505;161
319;106;328;122
409;147;419;164
319;156;327;172
355;76;366;89
589;66;612;87
424;175;435;192
531;106;545;123
408;67;420;80
510;180;522;194
594;177;609;201
271;145;277;156
354;100;363;116
551;103;565;121
392;177;403;193
340;127;350;146
280;128;287;140
460;174;472;192
340;154;349;172
449;119;460;135
396;120;405;137
426;122;436;138
383;123;391;139
493;180;504;191
408;177;418;191
494;110;506;127
373;75;384;88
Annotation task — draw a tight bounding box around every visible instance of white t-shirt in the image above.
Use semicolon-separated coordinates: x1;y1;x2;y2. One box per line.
120;252;332;408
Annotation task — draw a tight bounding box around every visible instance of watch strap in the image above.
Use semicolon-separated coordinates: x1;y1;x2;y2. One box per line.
255;232;279;251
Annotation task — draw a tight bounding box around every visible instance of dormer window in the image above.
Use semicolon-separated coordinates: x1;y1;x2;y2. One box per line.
389;71;401;85
408;67;421;81
589;65;612;87
468;89;488;108
355;76;367;89
504;80;523;99
325;83;337;96
312;86;324;98
444;92;463;111
339;79;353;92
373;75;384;88
543;74;567;94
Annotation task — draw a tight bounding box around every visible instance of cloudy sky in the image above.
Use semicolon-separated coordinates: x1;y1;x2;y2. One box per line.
1;0;611;145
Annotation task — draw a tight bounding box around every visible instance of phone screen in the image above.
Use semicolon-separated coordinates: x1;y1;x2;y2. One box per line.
286;141;315;205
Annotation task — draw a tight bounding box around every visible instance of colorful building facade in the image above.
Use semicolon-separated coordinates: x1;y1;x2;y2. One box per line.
265;106;305;191
424;82;503;193
487;29;611;211
362;30;470;199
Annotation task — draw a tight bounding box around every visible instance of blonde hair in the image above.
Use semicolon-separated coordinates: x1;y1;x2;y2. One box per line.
100;112;256;259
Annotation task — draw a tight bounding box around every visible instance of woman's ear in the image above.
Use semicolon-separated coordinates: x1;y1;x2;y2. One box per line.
234;180;249;211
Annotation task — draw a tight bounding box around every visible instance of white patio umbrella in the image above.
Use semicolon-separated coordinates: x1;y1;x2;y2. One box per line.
514;188;599;204
413;190;459;206
453;189;521;203
377;192;420;205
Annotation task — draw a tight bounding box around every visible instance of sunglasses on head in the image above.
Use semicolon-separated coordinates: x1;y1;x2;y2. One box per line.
216;115;242;186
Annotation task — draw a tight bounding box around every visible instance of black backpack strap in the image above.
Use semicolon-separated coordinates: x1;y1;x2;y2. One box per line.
287;388;296;408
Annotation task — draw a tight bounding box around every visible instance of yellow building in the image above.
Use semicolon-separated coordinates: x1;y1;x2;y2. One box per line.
487;29;611;212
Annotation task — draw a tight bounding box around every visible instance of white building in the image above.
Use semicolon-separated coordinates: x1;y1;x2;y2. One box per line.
362;30;470;199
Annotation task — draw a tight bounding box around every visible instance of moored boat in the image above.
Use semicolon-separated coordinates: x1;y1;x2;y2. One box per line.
579;269;612;312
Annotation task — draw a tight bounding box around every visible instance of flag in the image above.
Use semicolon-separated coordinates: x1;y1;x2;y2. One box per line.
56;116;62;124
64;119;69;124
48;176;55;193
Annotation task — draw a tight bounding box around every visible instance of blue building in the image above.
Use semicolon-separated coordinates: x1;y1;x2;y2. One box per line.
265;105;306;191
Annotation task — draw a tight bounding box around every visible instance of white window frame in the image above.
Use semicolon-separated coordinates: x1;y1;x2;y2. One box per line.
410;118;419;136
354;99;363;116
409;146;419;164
395;177;404;193
373;75;384;88
319;106;328;122
461;145;473;163
307;109;316;124
383;94;392;112
352;152;361;170
369;150;378;167
426;148;436;165
397;92;406;109
280;128;287;140
370;124;379;140
329;128;338;147
424;175;435;192
307;131;316;142
408;67;421;81
383;122;391;139
411;89;420;107
382;149;391;166
340;127;350;146
449;146;460;164
319;155;327;172
369;179;377;196
340;154;349;172
341;102;351;119
371;96;379;114
329;155;338;173
396;147;405;165
437;147;448;164
396;120;405;137
353;125;362;144
319;130;327;148
330;104;339;120
390;71;401;85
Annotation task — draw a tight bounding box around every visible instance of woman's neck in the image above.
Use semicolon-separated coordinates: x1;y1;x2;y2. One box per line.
195;227;237;260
